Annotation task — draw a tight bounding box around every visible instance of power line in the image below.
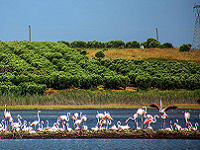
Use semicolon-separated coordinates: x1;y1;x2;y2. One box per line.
31;11;193;29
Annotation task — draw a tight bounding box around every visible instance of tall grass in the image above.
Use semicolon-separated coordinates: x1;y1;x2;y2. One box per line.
0;89;199;106
86;48;200;63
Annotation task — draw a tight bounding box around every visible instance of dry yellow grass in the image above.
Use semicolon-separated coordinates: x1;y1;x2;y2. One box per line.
86;48;200;63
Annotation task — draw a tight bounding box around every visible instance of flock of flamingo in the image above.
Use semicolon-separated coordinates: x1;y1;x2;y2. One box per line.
1;100;199;134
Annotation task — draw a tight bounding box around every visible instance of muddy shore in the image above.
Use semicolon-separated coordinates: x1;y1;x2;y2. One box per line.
1;129;200;139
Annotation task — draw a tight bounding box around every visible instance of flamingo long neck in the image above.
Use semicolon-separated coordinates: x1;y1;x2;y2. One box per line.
46;121;49;128
37;112;40;122
62;121;65;130
170;124;173;131
41;122;44;129
66;113;70;121
160;99;162;110
4;105;6;114
18;116;22;126
195;123;198;130
127;117;134;122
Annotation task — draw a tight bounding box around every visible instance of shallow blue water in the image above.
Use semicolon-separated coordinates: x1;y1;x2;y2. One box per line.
1;109;200;131
0;109;200;149
0;139;199;150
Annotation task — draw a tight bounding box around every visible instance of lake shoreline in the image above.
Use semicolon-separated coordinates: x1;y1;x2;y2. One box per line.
1;130;200;139
1;104;200;110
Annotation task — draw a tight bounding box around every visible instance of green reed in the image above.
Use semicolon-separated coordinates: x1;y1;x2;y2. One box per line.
0;89;199;106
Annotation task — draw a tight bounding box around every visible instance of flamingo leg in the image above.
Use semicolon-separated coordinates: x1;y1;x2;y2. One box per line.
140;116;143;129
8;121;10;131
106;120;108;132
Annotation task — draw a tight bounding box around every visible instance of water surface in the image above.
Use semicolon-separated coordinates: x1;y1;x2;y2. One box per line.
0;109;200;149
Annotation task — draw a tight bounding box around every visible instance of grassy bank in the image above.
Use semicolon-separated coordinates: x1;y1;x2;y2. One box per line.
1;104;200;110
0;89;199;110
86;48;200;64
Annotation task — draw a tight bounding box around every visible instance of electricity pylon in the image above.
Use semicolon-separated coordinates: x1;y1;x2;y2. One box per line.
192;3;200;50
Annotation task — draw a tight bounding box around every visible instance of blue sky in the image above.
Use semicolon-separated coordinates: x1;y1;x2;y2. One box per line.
0;0;197;47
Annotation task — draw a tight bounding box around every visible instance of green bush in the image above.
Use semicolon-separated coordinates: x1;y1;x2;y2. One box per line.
179;44;191;52
95;51;105;58
126;41;140;48
19;82;47;95
163;42;173;48
141;38;160;48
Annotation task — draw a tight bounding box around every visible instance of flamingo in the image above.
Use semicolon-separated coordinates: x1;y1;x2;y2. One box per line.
82;124;88;136
30;110;41;130
74;117;82;130
150;99;177;129
174;120;182;131
66;123;73;132
81;113;87;127
0;120;6;132
37;121;44;131
99;119;107;133
189;122;199;131
58;112;71;122
11;114;22;131
71;112;79;127
58;121;66;131
91;123;99;132
135;106;147;128
4;104;12;131
117;121;130;131
184;111;190;127
21;120;33;132
164;121;174;131
45;122;59;132
96;111;105;123
109;124;118;131
104;111;114;131
143;114;159;129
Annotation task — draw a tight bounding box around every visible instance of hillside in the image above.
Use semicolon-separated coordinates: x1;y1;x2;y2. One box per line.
0;41;200;95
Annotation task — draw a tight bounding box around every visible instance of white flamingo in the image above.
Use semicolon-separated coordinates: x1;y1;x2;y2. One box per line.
117;121;130;131
37;121;44;131
164;121;174;131
66;123;73;132
11;114;22;131
96;111;105;123
91;123;99;132
143;114;159;129
150;99;177;129
30;110;41;130
184;112;190;127
174;120;182;131
189;122;199;131
81;113;87;127
136;106;147;128
109;124;118;131
4;104;12;131
58;112;71;122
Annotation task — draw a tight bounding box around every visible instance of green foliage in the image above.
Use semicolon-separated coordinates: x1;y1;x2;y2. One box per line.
163;42;173;48
179;44;191;52
141;38;160;48
70;40;87;48
95;51;105;58
135;74;151;90
0;40;199;95
126;41;140;48
19;82;47;95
